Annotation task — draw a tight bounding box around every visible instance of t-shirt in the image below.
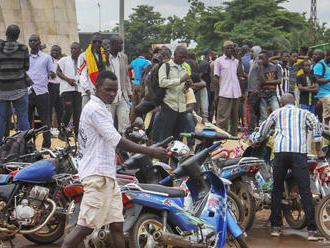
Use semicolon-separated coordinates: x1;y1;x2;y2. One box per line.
130;57;151;85
297;73;316;106
258;63;281;91
314;59;330;99
57;56;80;95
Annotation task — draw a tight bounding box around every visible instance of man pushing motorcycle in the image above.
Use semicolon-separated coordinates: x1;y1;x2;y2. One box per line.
252;93;325;241
61;71;168;248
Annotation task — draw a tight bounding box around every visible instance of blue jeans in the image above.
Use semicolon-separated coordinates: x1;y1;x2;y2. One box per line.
0;93;30;141
185;113;197;147
259;93;279;123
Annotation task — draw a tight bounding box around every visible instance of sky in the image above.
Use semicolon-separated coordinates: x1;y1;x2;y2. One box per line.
75;0;330;32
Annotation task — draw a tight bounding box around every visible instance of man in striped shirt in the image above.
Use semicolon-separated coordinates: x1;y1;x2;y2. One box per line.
253;93;325;240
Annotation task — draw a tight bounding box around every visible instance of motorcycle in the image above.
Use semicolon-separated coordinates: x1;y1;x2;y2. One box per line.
181;129;265;231
311;130;330;239
0;127;79;247
0;126;49;170
123;141;247;248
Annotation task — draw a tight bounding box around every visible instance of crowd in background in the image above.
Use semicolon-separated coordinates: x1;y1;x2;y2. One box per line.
0;24;330;148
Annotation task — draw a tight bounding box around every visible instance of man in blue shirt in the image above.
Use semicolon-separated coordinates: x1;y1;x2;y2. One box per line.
27;34;55;148
129;46;152;120
314;49;330;128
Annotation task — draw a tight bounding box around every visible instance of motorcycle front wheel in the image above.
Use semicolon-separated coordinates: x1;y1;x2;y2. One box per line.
226;233;249;248
315;194;330;240
23;214;65;244
128;213;173;248
227;191;244;228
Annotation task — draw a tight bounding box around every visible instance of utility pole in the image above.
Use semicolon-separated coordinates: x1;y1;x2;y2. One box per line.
97;2;101;31
310;0;318;45
119;0;124;49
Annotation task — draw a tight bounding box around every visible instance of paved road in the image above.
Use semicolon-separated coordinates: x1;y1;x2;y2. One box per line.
9;210;329;248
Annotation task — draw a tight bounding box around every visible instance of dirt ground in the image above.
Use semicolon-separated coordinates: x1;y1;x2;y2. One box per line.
10;210;330;248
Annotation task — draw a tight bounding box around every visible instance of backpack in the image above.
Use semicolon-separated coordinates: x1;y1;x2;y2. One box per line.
147;62;170;106
312;61;326;78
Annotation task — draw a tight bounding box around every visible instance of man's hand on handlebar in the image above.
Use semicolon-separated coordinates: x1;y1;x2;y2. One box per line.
148;147;168;161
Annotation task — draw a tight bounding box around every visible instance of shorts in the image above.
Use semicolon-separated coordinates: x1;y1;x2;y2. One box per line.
321;94;330;119
77;175;124;229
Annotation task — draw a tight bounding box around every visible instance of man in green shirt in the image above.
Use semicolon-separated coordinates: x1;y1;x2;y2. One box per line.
157;45;191;141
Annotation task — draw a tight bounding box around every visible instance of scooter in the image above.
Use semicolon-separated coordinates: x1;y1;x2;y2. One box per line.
122;141;247;248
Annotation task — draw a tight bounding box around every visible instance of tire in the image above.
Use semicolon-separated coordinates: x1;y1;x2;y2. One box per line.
282;181;307;229
24;195;68;244
23;213;65;244
227;191;244;227
230;181;256;231
227;233;249;248
315;194;330;240
128;213;172;248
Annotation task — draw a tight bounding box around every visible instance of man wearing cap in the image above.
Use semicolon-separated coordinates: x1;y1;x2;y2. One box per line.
214;40;244;135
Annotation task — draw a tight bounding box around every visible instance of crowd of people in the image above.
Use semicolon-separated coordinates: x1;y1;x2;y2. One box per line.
1;24;330;148
1;23;330;246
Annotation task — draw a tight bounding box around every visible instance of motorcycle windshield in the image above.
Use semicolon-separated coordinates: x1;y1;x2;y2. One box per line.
14;160;56;183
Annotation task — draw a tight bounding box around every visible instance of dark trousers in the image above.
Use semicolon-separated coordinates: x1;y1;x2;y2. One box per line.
28;91;51;148
48;83;63;127
61;91;82;136
270;152;316;230
248;92;260;134
208;91;215;122
158;103;186;141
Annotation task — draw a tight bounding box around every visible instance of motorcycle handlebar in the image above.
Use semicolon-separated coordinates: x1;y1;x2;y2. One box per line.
152;136;174;148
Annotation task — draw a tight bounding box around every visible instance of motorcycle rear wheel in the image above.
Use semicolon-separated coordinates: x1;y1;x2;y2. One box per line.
282;182;306;229
315;194;330;240
230;181;256;231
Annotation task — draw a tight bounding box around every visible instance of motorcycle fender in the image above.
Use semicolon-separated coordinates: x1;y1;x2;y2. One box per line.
226;209;243;238
123;203;143;232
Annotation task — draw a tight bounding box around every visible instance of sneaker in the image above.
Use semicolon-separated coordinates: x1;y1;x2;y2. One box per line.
270;226;281;237
307;231;324;241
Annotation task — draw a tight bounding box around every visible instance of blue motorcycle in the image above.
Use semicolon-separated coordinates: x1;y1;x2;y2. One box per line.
0;143;77;246
122;141;248;248
180;129;265;231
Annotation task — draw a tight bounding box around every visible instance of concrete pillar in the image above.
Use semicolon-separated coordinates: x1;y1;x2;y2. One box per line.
0;0;79;54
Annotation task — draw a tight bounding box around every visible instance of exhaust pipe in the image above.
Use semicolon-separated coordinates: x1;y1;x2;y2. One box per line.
153;230;207;248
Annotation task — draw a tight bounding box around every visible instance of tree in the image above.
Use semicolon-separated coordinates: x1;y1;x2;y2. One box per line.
113;5;165;58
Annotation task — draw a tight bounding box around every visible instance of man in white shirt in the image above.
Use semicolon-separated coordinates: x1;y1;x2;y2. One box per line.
57;42;82;139
62;71;168;248
103;35;132;133
49;45;63;130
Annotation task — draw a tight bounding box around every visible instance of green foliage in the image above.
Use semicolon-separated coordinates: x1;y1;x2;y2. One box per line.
113;5;165;58
117;0;329;58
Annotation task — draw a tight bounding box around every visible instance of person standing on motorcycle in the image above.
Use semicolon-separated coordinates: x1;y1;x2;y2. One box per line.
252;93;325;241
61;71;168;248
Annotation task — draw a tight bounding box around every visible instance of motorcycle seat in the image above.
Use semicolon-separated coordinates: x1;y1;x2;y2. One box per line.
216;158;241;169
136;184;186;198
